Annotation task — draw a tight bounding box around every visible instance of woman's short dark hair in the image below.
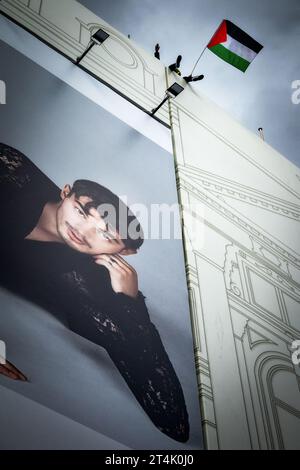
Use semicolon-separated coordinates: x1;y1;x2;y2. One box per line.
69;180;144;251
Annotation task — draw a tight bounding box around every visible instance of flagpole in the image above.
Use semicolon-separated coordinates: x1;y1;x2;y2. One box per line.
190;46;207;75
190;21;223;75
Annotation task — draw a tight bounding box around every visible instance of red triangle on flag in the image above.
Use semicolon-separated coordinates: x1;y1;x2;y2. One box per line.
208;20;227;48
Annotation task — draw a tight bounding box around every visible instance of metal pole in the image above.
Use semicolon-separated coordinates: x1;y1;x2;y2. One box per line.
190;22;221;75
76;41;95;65
151;95;169;115
190;46;207;75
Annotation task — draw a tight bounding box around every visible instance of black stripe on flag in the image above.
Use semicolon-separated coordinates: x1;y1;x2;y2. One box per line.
226;20;263;53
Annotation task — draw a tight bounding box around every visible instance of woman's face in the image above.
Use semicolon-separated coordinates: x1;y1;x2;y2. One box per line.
56;188;127;256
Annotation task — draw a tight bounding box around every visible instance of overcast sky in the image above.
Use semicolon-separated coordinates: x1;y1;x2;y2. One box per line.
79;0;300;168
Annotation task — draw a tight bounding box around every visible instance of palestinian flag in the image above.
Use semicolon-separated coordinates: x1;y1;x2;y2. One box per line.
207;20;263;72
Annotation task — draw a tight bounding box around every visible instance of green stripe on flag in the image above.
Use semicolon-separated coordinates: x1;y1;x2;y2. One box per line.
209;44;251;72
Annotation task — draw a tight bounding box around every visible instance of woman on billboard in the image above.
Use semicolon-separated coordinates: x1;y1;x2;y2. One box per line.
0;142;189;443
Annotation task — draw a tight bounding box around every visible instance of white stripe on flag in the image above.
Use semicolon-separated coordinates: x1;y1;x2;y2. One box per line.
223;35;257;62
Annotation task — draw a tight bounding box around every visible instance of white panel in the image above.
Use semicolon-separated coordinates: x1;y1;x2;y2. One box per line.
283;294;300;331
248;270;282;319
276;407;300;450
169;56;300;449
272;370;300;411
28;0;42;14
195;255;251;449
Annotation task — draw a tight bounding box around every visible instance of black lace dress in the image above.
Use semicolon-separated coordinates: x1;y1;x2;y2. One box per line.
0;143;189;442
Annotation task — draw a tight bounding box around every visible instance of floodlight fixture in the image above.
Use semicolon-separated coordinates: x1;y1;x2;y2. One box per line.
151;83;184;116
76;29;110;65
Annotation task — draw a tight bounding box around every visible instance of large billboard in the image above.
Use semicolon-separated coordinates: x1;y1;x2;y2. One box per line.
0;33;202;450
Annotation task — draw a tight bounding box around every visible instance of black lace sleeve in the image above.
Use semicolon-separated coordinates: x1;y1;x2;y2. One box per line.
0;142;30;190
0;142;60;194
0;143;60;240
61;269;190;443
